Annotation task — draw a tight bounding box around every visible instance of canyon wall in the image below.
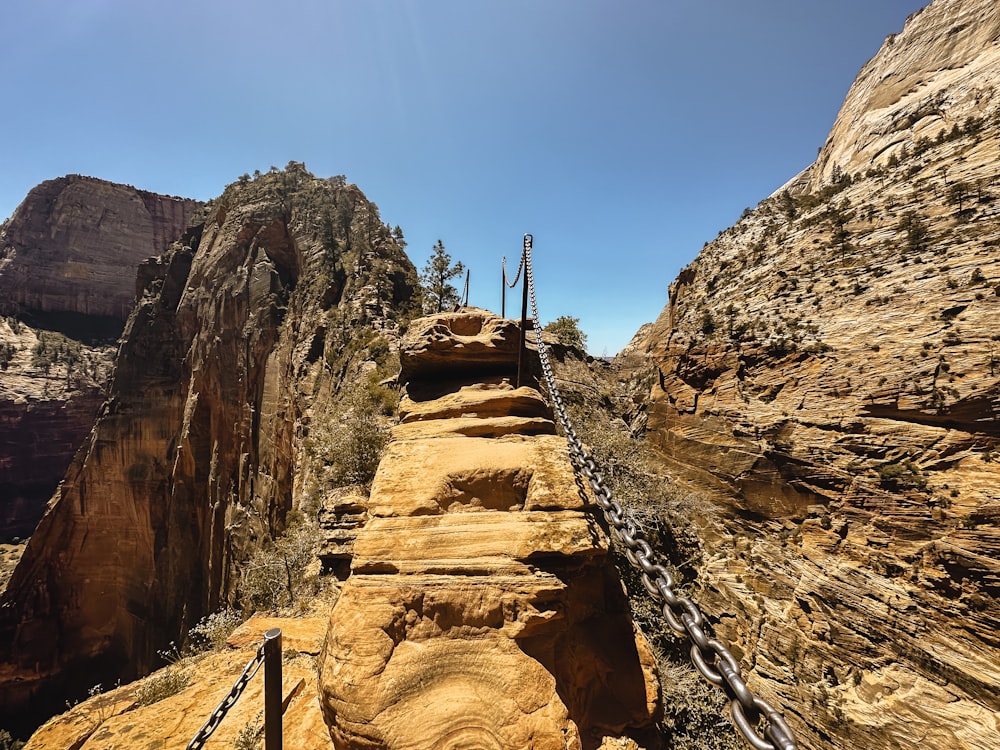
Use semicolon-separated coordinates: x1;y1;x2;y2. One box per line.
0;176;201;541
0;165;418;735
626;1;1000;747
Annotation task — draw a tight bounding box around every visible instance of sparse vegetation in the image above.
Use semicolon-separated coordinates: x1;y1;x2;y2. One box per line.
876;459;927;490
544;315;588;351
187;609;244;651
134;669;190;707
232;711;264;750
241;516;322;612
304;369;394;496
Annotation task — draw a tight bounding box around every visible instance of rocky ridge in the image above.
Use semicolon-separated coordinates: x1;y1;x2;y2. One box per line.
0;164;418;735
626;1;1000;747
319;309;660;750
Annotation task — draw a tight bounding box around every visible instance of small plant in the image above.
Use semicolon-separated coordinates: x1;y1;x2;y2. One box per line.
188;609;244;651
232;711;264;750
0;729;25;750
134;669;190;707
241;519;322;611
876;459;927;490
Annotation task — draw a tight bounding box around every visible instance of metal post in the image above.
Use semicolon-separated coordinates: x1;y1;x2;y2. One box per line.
516;234;532;388
501;257;506;318
263;628;282;750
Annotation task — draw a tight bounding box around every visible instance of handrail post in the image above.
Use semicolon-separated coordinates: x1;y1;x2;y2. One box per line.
263;628;282;750
516;234;532;388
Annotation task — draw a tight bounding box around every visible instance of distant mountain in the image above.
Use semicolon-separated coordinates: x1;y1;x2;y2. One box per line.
627;0;1000;747
0;176;201;542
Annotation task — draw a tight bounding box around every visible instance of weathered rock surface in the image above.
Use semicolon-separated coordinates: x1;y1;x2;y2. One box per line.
626;1;1000;747
0;165;418;736
0;177;201;541
318;309;660;750
0;175;200;322
22;615;332;750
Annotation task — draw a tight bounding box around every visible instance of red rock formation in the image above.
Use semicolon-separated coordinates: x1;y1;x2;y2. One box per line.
0;176;201;542
0;166;418;736
0;175;200;322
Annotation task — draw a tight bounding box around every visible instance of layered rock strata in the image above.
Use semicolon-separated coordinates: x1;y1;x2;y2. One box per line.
318;309;660;750
626;1;1000;747
22;616;333;750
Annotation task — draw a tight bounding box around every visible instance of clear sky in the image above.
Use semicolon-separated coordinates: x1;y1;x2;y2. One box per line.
1;0;929;355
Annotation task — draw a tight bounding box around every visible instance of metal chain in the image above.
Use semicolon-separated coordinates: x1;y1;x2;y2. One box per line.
521;235;799;750
502;254;524;289
187;639;268;750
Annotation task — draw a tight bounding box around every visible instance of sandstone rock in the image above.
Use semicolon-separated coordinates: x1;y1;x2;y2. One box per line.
398;308;521;383
0;174;201;322
626;1;1000;747
319;309;660;749
22;616;332;750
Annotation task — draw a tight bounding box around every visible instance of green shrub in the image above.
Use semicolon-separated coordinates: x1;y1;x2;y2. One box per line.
876;460;927;490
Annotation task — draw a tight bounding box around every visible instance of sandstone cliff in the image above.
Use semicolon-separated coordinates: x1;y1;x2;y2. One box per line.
626;1;1000;747
0;164;418;735
0;176;201;541
0;175;200;323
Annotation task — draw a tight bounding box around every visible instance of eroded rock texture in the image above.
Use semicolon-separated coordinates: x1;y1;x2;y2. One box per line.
0;176;201;540
319;309;660;750
625;1;1000;747
0;165;418;735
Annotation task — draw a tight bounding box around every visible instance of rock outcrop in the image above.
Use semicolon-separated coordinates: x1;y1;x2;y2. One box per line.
0;165;418;736
626;1;1000;747
318;309;660;750
0;177;201;541
21;615;333;750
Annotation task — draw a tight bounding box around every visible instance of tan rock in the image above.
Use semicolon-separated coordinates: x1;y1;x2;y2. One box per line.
319;309;660;749
23;616;332;750
625;1;1000;747
0;167;420;735
398;308;521;383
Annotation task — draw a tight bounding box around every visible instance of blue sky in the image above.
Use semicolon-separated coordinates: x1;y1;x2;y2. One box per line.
1;0;928;354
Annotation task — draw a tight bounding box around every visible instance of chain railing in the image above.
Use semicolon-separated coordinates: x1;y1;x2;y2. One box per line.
521;234;799;750
187;627;283;750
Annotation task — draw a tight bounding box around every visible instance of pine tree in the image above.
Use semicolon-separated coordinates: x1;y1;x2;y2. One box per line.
420;240;465;313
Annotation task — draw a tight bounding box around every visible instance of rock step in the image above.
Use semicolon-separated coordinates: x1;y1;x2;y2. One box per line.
317;309;660;749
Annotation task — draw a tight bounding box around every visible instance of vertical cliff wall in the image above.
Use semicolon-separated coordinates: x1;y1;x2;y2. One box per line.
0;165;418;734
0;175;200;322
627;1;1000;747
0;176;202;541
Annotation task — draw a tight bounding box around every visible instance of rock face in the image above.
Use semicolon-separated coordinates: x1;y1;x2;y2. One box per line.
0;175;200;322
318;309;660;750
626;1;1000;748
0;165;418;736
0;177;201;541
